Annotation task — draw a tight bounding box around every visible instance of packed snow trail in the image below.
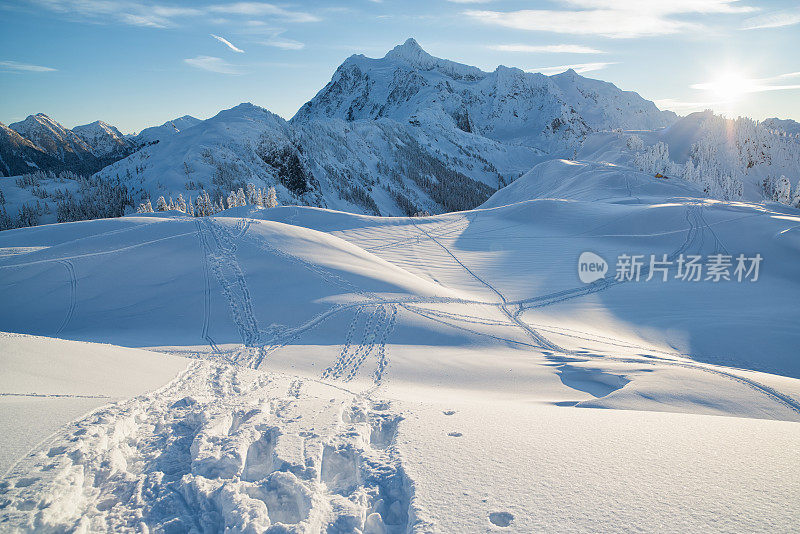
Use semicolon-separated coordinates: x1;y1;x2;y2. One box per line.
0;360;418;533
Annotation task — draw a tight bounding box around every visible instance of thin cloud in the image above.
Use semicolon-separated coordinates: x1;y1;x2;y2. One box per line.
0;60;57;72
184;55;243;75
691;71;800;94
465;0;756;38
243;28;305;50
742;8;800;29
257;38;305;50
560;0;755;14
654;98;722;110
208;3;320;23
211;34;245;53
489;44;603;54
26;0;319;28
526;62;617;75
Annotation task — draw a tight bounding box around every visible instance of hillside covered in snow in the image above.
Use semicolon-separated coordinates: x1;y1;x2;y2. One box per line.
1;157;799;531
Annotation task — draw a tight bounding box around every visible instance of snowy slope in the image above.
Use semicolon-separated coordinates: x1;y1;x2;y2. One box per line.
1;171;800;530
0;332;189;475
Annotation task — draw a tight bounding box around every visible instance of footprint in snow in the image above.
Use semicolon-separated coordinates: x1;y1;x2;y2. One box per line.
489;511;514;527
443;410;456;415
447;432;462;437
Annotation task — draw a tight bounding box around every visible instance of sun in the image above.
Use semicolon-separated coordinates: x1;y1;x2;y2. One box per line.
694;70;755;103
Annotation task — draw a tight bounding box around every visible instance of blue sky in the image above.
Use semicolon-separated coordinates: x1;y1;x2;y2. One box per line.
1;0;799;133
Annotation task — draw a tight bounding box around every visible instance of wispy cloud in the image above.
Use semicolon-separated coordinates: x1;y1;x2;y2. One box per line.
742;8;800;29
27;0;319;28
446;0;492;3
527;62;616;75
240;27;304;50
691;71;800;94
207;2;320;23
654;98;722;111
257;37;304;50
0;60;57;72
211;33;245;53
489;44;603;54
184;55;242;74
465;0;756;38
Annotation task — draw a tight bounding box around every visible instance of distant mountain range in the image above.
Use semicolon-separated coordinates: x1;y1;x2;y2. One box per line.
0;113;201;177
2;38;798;217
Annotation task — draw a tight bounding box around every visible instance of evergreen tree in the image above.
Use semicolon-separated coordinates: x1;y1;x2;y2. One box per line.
265;186;278;208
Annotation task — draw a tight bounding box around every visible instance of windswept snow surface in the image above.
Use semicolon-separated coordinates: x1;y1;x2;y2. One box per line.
0;333;190;477
1;163;800;531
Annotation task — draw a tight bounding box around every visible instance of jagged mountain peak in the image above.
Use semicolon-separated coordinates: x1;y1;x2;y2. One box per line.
73;120;133;159
12;113;70;135
384;38;433;64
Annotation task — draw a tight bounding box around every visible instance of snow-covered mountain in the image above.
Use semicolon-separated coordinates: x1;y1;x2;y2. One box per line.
293;38;675;152
72;120;135;160
96;39;680;217
9;113;101;174
0;122;66;177
132;114;201;146
98;102;539;216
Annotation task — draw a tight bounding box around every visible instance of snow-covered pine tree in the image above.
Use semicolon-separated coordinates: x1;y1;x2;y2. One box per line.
265;186;278;208
137;199;154;213
155;196;168;212
246;183;258;204
227;190;238;209
775;175;792;204
792;179;800;208
176;194;187;213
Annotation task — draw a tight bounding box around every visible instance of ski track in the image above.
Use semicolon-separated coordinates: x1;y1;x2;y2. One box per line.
54;260;77;337
403;209;800;416
198;208;799;416
2;202;799;531
194;220;220;353
0;361;419;533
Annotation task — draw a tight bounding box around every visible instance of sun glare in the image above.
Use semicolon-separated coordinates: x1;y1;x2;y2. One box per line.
695;70;755;103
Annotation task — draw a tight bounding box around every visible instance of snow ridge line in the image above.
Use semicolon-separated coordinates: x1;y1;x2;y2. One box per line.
54;259;77;337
